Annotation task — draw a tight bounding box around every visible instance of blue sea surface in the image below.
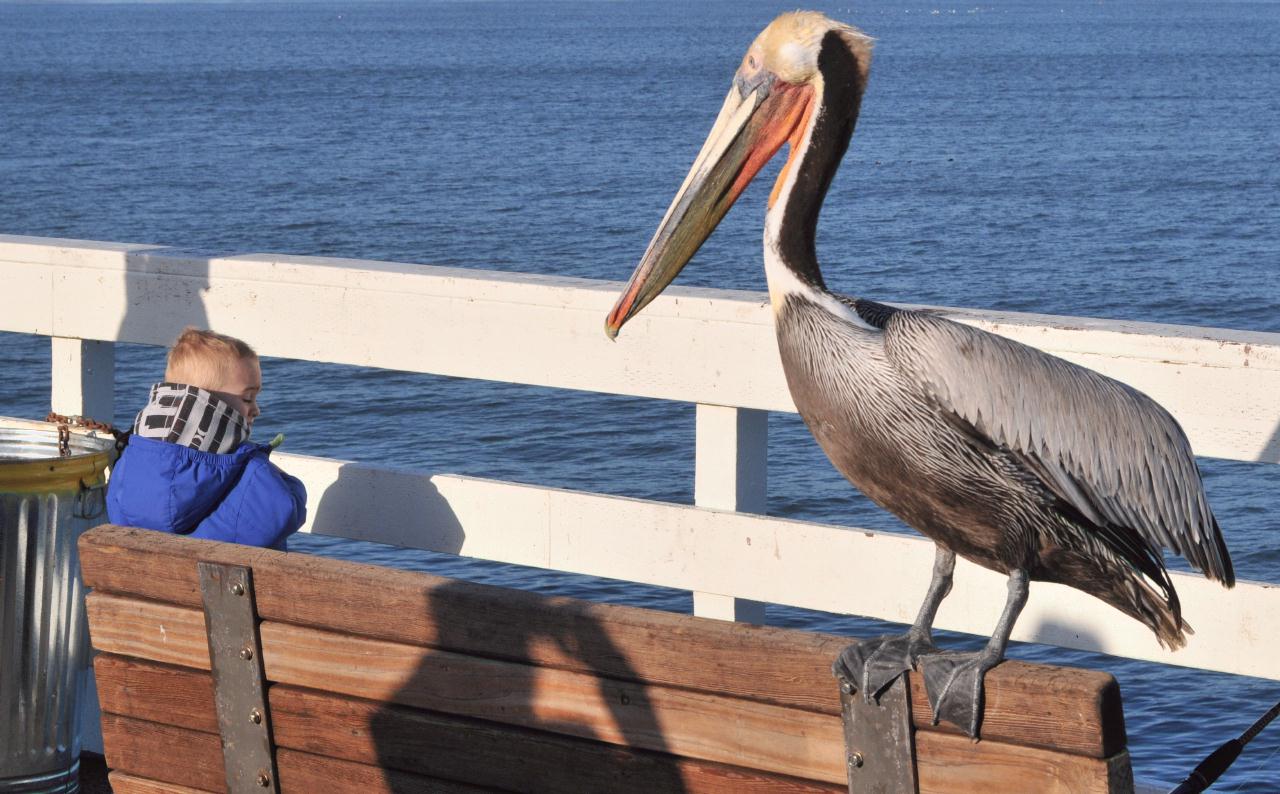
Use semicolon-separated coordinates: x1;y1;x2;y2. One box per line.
2;0;1279;789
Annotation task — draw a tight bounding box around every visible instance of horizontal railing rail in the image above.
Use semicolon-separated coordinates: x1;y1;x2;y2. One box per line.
275;453;1280;682
5;235;1278;462
3;234;1279;692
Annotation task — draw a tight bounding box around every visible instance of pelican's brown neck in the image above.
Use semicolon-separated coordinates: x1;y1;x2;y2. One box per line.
764;30;870;298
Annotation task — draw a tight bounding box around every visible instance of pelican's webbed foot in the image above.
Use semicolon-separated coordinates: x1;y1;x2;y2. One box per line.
832;631;937;703
919;648;1003;738
919;568;1029;738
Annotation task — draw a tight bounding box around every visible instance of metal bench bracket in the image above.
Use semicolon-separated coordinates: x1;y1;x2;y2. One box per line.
835;669;919;794
199;561;279;794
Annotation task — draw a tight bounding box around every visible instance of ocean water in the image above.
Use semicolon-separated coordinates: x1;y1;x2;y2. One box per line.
2;0;1279;788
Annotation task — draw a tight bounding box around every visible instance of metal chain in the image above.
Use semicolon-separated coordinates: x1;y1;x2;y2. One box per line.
42;412;119;516
45;412;129;455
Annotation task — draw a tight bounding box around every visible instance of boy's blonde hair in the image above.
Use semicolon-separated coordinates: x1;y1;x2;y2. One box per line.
165;327;258;388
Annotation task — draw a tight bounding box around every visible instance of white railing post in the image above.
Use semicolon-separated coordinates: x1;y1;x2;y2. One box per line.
50;338;115;422
50;337;114;756
693;403;768;623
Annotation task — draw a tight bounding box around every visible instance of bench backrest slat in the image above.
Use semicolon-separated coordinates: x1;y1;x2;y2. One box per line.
82;525;1134;793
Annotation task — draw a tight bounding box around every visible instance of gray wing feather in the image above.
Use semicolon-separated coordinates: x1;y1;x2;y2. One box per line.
882;310;1233;583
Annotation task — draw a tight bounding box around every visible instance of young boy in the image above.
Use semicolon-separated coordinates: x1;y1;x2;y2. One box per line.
106;327;307;550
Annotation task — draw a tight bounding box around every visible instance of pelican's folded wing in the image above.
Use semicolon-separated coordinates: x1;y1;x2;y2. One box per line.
881;310;1234;585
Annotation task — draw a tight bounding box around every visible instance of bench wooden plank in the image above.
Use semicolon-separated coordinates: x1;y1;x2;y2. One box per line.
87;595;210;670
108;771;215;794
89;608;843;782
95;655;218;734
276;749;494;794
96;666;842;794
101;714;225;792
94;652;1127;793
274;685;845;794
262;621;843;782
80;526;1125;758
107;762;482;794
908;663;1124;750
915;732;1134;794
79;527;845;711
277;685;1127;794
86;593;1123;775
99;713;494;794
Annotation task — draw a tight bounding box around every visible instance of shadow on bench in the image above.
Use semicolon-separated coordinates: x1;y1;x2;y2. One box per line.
80;525;1134;793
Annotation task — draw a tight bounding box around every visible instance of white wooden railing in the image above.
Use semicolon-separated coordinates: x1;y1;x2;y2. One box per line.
4;234;1280;751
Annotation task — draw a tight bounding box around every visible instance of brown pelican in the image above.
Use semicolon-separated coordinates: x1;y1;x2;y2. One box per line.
603;11;1234;737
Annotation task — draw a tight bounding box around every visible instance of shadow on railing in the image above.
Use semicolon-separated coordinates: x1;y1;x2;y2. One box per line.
119;248;212;349
309;461;467;554
1265;418;1280;465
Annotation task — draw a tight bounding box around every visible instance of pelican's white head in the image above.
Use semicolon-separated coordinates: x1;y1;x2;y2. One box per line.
741;11;873;88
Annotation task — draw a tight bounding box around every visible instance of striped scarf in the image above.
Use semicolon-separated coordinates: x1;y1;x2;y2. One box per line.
132;382;250;454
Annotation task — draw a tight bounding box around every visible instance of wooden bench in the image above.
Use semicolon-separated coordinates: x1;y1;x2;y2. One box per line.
80;525;1135;793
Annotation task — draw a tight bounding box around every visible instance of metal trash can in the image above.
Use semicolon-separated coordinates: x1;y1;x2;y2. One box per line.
0;423;113;794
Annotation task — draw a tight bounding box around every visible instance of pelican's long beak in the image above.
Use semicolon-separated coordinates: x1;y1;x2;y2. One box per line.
604;73;814;338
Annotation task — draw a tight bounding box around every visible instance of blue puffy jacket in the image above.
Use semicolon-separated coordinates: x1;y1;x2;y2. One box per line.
106;434;307;550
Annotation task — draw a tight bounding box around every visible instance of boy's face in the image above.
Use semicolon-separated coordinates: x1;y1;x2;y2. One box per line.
209;356;262;428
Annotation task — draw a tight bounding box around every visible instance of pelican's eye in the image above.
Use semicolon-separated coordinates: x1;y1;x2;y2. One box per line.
741;48;766;77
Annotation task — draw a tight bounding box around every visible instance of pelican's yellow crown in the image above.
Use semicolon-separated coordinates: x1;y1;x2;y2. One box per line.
742;11;874;87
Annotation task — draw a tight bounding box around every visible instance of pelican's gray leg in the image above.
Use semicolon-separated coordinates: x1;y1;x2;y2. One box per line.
832;546;956;702
919;568;1029;738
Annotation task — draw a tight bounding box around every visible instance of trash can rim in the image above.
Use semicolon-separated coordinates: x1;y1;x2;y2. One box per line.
0;425;115;491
